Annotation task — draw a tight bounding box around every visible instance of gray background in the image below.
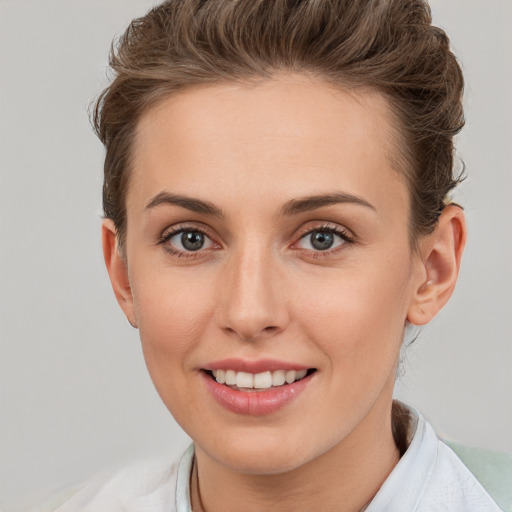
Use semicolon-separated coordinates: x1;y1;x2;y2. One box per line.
0;1;510;510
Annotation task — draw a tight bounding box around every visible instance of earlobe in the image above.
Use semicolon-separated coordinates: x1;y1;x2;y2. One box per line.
407;205;467;326
101;219;138;328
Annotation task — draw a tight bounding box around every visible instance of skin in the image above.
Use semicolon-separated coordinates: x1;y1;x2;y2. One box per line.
103;74;466;512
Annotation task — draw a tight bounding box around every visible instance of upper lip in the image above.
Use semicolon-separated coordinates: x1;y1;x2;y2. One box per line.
204;358;312;374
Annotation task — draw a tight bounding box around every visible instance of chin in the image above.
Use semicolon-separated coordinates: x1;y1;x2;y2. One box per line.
198;429;327;476
217;449;309;476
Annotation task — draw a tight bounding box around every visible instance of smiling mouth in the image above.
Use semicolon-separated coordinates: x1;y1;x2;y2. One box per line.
203;368;317;391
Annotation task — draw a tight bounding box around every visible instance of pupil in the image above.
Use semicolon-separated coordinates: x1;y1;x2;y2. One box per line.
311;231;334;250
181;231;204;251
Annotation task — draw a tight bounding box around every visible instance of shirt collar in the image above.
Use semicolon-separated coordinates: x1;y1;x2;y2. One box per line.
175;403;435;512
176;444;194;512
366;403;439;511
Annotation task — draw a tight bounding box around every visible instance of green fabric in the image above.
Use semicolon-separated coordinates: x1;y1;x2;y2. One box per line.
444;440;512;512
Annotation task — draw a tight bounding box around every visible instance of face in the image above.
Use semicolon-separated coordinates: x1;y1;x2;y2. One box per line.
111;75;428;474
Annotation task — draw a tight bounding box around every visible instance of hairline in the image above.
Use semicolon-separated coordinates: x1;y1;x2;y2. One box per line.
113;72;424;256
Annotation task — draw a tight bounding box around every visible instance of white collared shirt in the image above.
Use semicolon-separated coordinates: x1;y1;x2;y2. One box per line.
43;405;503;511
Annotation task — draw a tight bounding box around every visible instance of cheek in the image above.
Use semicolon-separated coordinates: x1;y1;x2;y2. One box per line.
294;256;413;369
128;269;219;426
129;265;215;371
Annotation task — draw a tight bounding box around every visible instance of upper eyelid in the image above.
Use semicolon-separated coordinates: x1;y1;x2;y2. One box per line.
158;221;353;247
160;222;213;239
294;222;353;239
157;226;216;254
158;225;218;257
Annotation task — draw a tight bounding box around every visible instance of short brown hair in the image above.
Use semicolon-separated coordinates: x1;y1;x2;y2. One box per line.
93;0;464;249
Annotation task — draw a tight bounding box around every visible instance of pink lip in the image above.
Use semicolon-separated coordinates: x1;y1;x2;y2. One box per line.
205;358;311;373
201;370;315;416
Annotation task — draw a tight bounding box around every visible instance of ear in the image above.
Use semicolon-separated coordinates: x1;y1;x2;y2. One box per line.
407;205;467;326
101;219;138;328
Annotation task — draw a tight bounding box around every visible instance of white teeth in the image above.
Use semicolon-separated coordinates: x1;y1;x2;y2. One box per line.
236;371;254;388
271;370;286;386
215;369;225;384
285;370;297;384
296;369;307;380
253;371;272;389
212;368;310;389
225;369;237;385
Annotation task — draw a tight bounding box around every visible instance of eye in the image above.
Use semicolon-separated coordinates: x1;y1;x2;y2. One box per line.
295;227;349;252
162;228;216;254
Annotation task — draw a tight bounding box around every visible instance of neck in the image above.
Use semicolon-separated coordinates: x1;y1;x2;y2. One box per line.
192;397;401;512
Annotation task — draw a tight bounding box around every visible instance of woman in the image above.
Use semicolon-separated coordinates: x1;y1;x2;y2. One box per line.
47;0;507;510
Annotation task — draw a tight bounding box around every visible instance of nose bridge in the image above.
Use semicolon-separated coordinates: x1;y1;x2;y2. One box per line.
218;237;287;341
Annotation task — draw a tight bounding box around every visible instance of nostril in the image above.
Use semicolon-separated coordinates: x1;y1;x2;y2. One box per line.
222;324;281;342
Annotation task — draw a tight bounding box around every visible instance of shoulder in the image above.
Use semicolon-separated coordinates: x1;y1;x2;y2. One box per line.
417;437;507;511
370;402;508;512
33;446;192;512
442;440;512;512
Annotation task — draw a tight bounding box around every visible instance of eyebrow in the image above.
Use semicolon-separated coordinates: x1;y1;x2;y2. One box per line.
280;192;376;216
145;192;225;218
145;191;375;218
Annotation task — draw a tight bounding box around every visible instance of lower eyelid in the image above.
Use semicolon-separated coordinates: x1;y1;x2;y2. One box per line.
159;225;209;242
158;225;352;256
296;236;345;251
296;227;352;245
170;230;214;249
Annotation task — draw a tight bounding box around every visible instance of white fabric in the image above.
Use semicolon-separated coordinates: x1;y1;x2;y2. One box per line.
45;405;502;512
365;408;501;511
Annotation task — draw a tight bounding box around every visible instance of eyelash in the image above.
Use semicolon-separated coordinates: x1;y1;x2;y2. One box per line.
293;224;354;258
157;225;216;259
157;223;354;260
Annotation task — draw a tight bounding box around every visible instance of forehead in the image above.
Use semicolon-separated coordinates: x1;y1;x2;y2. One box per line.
129;74;407;216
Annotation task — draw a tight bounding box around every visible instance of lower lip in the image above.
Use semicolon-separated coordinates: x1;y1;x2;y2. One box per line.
201;371;314;416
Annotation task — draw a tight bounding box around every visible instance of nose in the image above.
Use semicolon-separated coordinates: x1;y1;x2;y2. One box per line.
216;243;289;342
